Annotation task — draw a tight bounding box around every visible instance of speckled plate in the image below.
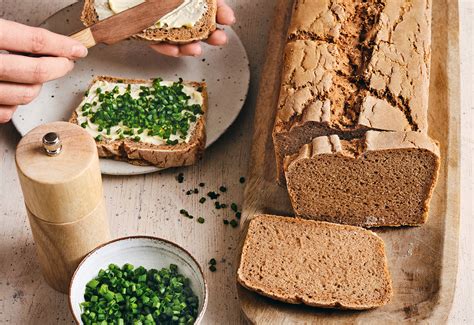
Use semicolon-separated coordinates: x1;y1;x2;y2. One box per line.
12;2;250;175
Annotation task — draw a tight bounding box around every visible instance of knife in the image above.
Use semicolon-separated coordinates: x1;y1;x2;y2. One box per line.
70;0;184;48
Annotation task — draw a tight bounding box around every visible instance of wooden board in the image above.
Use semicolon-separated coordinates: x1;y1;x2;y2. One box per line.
237;0;461;323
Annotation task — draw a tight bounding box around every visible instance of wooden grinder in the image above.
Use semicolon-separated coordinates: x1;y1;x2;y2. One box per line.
15;121;111;293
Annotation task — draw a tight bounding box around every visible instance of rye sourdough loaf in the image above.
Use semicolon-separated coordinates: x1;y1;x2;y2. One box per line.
70;76;207;168
237;214;393;309
81;0;217;43
284;131;440;227
273;0;432;182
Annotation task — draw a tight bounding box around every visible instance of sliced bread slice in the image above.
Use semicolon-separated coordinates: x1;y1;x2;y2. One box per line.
237;214;393;309
81;0;217;44
70;76;207;168
284;131;440;227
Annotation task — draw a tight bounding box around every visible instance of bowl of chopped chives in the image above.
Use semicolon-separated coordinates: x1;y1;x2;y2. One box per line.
69;236;207;324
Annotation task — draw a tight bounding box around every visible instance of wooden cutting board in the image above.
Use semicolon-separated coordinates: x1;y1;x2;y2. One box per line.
237;0;461;323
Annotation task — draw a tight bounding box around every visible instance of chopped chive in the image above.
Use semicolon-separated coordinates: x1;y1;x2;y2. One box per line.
239;177;246;183
231;203;238;212
209;265;216;272
199;197;206;204
199;182;205;187
209;258;216;265
197;217;205;224
230;219;239;228
236;212;242;219
219;186;227;192
176;173;184;183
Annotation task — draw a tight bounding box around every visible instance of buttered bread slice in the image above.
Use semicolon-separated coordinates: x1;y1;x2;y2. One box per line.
284;131;440;227
70;76;207;168
237;215;393;310
81;0;217;43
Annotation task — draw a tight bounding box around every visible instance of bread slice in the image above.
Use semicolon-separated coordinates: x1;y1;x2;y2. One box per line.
284;131;440;227
237;214;393;309
70;76;207;168
273;0;432;183
81;0;217;44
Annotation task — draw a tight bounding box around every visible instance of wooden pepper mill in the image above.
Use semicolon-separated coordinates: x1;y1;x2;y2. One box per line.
15;121;110;293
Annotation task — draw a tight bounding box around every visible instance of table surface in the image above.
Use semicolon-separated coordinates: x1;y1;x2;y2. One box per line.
0;1;472;324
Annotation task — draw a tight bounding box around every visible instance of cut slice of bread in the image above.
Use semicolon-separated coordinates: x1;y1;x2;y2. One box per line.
237;214;393;310
69;76;207;168
81;0;217;44
284;131;440;227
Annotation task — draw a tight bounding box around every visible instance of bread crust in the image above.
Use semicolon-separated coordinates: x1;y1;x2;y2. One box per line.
273;0;432;183
81;0;217;44
70;76;207;168
237;214;393;309
284;131;441;227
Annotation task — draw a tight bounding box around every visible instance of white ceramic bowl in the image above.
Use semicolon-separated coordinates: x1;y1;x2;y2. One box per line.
69;236;207;324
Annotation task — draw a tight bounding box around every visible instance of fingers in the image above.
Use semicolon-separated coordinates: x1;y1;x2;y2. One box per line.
179;43;202;56
0;105;18;123
0;82;42;106
0;54;74;84
0;19;88;59
149;43;180;57
205;29;228;46
149;43;202;57
216;0;236;25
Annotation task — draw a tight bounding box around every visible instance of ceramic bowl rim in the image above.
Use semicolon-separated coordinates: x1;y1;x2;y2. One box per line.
68;235;208;324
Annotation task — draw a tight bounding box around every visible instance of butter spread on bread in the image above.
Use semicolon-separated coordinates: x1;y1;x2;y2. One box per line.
95;0;208;29
76;79;203;146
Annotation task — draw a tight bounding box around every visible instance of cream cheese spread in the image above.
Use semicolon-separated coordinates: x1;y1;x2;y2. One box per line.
95;0;208;29
76;80;203;145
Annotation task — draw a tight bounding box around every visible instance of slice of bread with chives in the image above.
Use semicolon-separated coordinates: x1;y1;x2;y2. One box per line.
81;0;217;44
237;214;393;310
70;76;207;168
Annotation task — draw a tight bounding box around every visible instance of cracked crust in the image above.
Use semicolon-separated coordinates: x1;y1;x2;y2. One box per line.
273;0;432;183
284;131;440;227
237;214;393;309
81;0;217;44
69;76;207;168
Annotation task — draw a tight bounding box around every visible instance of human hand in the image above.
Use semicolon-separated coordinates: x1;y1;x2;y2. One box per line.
0;19;88;123
150;0;235;57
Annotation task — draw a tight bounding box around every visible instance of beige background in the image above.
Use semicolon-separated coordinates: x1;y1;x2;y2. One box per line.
0;0;472;324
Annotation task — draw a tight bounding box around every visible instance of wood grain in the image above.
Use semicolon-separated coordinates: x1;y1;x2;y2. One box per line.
27;200;110;293
15;122;103;223
70;28;96;48
237;0;461;323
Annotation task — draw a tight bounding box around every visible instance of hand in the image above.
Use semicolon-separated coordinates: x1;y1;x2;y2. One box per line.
0;19;88;123
150;0;235;57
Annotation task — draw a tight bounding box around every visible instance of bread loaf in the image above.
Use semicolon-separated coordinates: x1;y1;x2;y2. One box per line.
284;131;440;227
273;0;432;182
237;214;393;309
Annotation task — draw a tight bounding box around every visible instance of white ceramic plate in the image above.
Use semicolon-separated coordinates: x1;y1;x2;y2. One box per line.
69;236;208;324
12;2;250;175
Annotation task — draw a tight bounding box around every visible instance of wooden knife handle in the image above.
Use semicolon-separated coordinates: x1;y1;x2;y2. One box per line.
70;28;97;48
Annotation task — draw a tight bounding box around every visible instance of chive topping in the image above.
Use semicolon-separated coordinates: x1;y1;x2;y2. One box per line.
239;177;246;184
82;79;203;143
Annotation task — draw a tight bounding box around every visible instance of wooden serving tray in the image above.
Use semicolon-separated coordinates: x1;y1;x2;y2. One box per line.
237;0;460;323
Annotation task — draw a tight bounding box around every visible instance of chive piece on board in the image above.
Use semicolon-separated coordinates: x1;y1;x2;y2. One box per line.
197;217;205;224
